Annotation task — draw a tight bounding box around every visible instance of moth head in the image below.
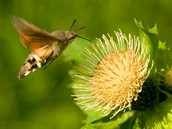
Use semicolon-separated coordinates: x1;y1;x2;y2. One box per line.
51;30;77;42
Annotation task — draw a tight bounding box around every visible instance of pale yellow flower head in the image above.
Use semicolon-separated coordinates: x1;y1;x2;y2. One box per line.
73;30;153;118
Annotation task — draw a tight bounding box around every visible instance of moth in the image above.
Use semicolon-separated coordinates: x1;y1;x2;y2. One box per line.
11;16;85;80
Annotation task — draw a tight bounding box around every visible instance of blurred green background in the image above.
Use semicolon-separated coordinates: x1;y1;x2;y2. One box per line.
0;0;172;129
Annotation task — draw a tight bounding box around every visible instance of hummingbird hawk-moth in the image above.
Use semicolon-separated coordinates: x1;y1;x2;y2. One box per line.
11;16;84;80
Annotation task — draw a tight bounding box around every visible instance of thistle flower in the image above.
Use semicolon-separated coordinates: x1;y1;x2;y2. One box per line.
73;30;153;118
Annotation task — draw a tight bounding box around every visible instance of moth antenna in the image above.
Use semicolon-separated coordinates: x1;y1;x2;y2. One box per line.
70;19;76;31
77;35;91;42
70;19;89;41
74;26;86;32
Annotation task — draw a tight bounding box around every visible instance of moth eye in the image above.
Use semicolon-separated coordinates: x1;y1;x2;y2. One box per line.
67;32;77;40
37;62;42;68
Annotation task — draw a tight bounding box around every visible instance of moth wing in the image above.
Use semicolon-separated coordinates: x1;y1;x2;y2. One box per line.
11;16;60;56
20;35;57;58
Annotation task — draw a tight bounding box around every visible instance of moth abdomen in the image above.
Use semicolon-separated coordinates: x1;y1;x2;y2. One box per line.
18;54;46;80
